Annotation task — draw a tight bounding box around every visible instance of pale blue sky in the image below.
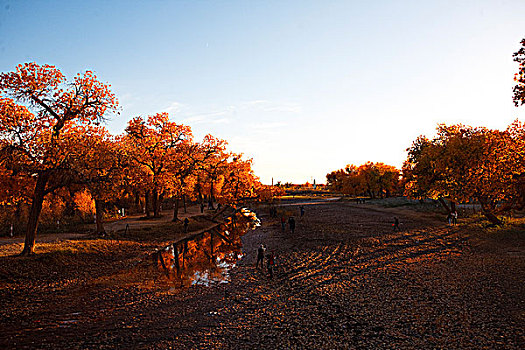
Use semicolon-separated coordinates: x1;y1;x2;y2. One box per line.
1;0;524;184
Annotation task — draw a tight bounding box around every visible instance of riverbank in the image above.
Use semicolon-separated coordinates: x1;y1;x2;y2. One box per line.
0;200;523;349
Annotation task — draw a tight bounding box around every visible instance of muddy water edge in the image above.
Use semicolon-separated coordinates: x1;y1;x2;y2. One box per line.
132;208;260;290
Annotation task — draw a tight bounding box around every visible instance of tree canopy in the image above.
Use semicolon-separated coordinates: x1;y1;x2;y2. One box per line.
0;62;277;255
403;122;525;224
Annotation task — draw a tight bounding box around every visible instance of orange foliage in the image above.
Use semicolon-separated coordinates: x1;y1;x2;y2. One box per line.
404;121;525;223
326;162;401;198
0;63;118;254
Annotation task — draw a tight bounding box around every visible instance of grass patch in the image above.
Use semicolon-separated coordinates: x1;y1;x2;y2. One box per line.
475;217;525;240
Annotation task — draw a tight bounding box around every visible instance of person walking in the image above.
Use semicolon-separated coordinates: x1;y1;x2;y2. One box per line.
300;206;305;217
452;211;458;225
267;251;275;279
393;217;400;232
281;216;286;231
183;217;189;233
288;217;296;234
256;244;266;269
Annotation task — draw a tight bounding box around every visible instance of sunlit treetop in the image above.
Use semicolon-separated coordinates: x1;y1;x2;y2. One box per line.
0;62;119;130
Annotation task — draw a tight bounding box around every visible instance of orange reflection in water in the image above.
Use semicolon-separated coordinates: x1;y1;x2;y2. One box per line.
153;208;259;289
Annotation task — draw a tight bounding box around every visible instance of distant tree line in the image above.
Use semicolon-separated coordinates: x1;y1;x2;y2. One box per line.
326;162;402;199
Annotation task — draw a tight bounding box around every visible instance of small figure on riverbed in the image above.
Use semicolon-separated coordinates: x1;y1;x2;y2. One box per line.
300;206;305;217
281;216;286;231
452;211;458;225
183;217;189;233
288;217;296;234
393;217;400;232
200;203;204;213
267;251;275;279
256;244;266;269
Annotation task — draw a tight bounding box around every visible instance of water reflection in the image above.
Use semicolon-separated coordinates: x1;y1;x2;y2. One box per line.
152;208;259;289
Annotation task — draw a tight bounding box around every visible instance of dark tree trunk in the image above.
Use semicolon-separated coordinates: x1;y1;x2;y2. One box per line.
209;181;215;209
159;192;165;214
21;172;50;256
482;211;503;225
172;197;180;222
479;199;503;225
195;180;203;206
145;190;151;218
183;194;187;213
134;191;141;213
152;189;159;218
438;198;451;213
94;199;106;235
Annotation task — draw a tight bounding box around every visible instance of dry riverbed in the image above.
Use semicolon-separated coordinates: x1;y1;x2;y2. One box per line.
0;200;523;349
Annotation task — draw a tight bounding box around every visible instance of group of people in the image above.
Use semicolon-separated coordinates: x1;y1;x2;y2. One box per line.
280;216;296;233
256;244;275;279
255;205;309;279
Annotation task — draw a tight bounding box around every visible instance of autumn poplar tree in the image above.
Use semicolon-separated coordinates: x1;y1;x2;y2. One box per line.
404;123;525;224
168;134;225;221
218;155;258;204
0;63;118;255
70;128;125;235
326;162;400;198
124;113;191;218
201;149;231;209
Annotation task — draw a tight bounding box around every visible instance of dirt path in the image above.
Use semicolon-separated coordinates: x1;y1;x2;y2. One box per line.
0;204;208;249
104;203;206;233
0;201;523;349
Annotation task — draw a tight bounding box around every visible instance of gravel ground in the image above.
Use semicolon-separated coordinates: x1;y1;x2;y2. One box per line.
0;200;523;349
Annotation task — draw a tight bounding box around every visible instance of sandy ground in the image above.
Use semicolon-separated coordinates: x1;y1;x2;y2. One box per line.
0;200;523;349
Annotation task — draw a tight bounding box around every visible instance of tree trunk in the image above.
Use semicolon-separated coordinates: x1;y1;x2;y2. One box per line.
172;197;180;222
21;172;50;256
159;192;165;214
209;181;215;209
438;197;451;213
152;188;159;217
145;190;151;218
479;199;503;225
183;194;187;213
482;211;503;225
94;199;106;235
134;191;141;213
